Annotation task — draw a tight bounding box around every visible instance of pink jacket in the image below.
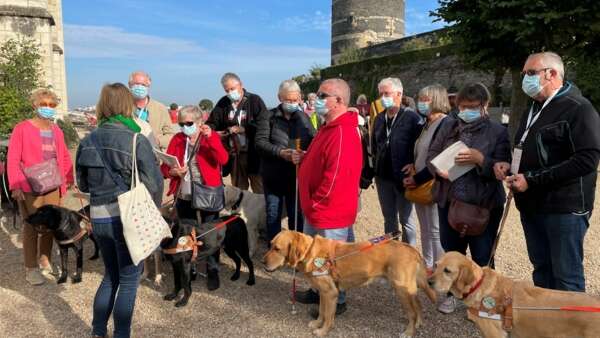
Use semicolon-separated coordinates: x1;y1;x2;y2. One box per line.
7;120;74;195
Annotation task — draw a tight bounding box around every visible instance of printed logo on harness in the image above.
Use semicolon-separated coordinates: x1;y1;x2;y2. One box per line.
313;257;326;269
178;236;188;246
482;296;496;310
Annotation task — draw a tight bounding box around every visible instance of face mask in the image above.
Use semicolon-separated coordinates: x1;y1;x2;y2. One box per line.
417;102;431;116
457;109;482;123
130;84;148;99
227;89;241;102
282;102;299;113
37;107;56;119
381;95;395;109
522;74;544;98
314;98;328;116
182;124;197;136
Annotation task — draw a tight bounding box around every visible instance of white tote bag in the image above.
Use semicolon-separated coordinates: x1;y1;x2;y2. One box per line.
118;133;172;265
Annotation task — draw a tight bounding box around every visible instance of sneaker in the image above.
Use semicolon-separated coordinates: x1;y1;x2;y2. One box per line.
207;269;220;291
26;268;46;286
295;289;320;304
309;302;347;319
438;295;457;314
40;264;59;279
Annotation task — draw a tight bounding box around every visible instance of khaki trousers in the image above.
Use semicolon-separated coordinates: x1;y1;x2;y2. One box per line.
21;189;61;268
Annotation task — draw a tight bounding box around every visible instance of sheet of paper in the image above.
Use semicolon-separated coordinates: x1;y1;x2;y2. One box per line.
154;149;181;168
430;141;475;181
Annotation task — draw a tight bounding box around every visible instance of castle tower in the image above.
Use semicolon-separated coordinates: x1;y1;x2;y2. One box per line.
331;0;405;65
0;0;68;116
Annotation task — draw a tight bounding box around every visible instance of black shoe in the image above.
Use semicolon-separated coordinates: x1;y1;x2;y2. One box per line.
207;269;220;291
295;289;320;304
309;302;347;319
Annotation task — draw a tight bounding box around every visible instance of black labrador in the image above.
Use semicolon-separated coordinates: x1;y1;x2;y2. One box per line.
160;214;255;307
25;204;99;284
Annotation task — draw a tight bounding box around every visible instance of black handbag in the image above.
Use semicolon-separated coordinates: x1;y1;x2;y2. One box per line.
188;136;225;212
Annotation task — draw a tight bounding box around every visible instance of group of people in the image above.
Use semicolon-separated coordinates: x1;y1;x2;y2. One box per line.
5;51;599;338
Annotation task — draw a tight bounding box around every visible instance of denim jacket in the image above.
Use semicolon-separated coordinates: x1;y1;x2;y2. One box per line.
76;122;164;206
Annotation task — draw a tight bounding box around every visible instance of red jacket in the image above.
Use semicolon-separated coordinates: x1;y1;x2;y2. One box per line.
299;111;362;229
161;132;228;195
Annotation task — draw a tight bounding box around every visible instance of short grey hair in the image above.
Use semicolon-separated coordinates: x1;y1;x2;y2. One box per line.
307;92;317;101
128;70;151;84
178;105;202;121
378;77;403;93
321;78;351;105
278;79;301;96
221;72;241;86
529;52;565;79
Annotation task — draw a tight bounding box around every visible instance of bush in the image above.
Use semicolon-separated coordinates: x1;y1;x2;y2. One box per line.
56;118;80;149
0;86;32;137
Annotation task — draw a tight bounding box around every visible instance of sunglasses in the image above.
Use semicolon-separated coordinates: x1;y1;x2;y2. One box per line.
38;102;57;108
521;68;551;77
178;121;195;127
316;92;335;100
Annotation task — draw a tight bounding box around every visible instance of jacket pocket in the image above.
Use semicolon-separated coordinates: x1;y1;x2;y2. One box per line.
535;121;572;168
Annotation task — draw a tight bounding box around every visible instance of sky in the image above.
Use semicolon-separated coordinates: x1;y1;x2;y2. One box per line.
63;0;444;109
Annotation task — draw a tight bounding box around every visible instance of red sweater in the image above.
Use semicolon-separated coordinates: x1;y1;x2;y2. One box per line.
160;132;228;195
7;120;74;195
299;111;362;229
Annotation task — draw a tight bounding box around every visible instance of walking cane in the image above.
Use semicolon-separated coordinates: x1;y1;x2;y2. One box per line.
487;191;513;267
290;138;301;315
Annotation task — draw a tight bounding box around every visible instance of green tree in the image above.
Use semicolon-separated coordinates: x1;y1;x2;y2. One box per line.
433;0;600;136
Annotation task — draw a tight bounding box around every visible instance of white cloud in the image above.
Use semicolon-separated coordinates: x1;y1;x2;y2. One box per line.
64;24;205;59
274;11;331;32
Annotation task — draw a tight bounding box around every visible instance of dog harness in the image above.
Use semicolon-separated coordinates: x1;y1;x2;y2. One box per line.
58;228;89;245
466;276;515;331
162;228;201;261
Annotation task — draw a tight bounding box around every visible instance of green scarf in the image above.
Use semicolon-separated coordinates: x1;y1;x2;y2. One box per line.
100;114;141;133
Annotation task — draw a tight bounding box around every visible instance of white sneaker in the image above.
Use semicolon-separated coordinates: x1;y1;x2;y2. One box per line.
40;264;59;280
26;268;46;286
438;295;457;314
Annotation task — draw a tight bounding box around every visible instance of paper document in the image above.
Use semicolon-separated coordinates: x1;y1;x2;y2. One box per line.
430;141;475;181
154;149;181;168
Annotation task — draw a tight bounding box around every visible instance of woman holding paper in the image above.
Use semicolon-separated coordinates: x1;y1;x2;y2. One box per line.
160;105;228;290
426;83;511;313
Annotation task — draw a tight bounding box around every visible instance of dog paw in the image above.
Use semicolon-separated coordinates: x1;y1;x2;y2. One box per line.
308;320;322;330
313;328;328;337
175;298;189;307
246;278;255;286
153;274;163;287
164;293;178;301
230;272;240;281
399;330;414;338
57;276;67;284
71;276;82;284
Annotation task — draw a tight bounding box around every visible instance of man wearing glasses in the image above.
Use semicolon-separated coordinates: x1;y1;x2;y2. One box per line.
496;52;600;292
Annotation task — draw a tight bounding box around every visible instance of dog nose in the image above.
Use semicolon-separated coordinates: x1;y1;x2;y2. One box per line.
427;277;434;287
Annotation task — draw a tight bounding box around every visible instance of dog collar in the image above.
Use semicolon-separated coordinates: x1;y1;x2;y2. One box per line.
462;275;484;299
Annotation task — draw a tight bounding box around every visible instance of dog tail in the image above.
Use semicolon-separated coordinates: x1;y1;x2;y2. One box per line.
417;260;437;304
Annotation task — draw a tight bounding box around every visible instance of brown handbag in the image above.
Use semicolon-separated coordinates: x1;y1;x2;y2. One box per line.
448;198;490;237
404;179;434;204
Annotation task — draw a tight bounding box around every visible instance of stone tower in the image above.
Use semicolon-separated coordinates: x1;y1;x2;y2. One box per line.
331;0;405;65
0;0;68;116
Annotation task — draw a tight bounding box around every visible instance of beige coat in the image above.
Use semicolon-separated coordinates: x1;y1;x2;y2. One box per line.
146;98;174;150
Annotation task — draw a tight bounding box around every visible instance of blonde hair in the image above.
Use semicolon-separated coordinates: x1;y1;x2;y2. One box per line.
96;83;135;120
30;88;59;107
418;84;451;114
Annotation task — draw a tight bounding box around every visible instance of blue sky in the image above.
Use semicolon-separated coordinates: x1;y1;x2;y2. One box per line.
63;0;444;109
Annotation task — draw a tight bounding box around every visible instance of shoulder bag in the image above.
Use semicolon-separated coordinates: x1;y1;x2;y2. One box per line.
189;135;225;212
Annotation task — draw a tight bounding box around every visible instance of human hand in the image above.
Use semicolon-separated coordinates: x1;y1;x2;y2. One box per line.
169;165;188;178
200;124;212;137
455;148;484;166
506;174;528;192
291;150;305;165
403;176;417;189
229;126;245;134
402;164;415;175
11;189;25;201
437;170;449;180
279;149;294;162
493;162;511;181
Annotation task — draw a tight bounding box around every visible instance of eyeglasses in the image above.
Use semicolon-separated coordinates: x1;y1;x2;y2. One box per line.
38;102;57;108
178;121;195;127
316;92;335;100
521;68;551;77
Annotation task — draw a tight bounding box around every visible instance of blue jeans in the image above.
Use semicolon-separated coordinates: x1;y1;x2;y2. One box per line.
304;221;348;304
438;204;502;267
375;177;417;245
264;186;304;242
92;217;143;338
521;212;589;292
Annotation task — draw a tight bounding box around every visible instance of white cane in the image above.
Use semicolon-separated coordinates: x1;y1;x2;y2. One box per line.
290;138;301;315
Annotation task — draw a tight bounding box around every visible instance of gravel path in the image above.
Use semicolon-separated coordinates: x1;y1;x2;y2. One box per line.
1;181;599;338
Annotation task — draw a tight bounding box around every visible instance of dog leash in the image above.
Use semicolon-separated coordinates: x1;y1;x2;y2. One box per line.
512;306;600;313
194;215;239;240
331;230;403;262
487;191;513;267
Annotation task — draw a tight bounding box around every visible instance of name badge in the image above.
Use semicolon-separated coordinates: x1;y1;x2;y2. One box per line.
511;147;523;175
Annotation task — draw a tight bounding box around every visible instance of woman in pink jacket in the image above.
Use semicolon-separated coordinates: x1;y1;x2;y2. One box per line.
7;88;74;286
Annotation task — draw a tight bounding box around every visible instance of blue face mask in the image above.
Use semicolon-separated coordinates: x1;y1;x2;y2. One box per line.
314;98;328;116
417;102;431;116
282;102;299;113
130;84;148;99
37;107;56;119
227;89;241;102
182;124;197;136
381;95;395;109
522;74;544;98
457;109;482;123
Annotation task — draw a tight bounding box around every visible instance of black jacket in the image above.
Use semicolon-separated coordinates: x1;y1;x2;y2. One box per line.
255;105;315;193
207;90;268;175
371;107;423;189
513;82;600;214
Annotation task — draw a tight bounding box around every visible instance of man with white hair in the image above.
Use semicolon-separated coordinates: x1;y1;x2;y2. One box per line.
495;52;600;292
255;79;315;242
207;72;267;193
371;77;422;246
128;70;174;150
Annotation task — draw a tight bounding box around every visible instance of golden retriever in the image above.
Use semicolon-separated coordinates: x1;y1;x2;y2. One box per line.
263;230;436;337
429;252;600;338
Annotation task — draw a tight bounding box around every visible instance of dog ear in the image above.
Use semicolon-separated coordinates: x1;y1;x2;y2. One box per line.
454;262;476;295
287;232;309;268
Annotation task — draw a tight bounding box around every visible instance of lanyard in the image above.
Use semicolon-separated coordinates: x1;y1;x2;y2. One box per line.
519;88;560;145
385;113;398;138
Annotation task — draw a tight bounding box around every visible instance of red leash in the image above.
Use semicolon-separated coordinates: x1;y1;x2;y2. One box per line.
513;306;600;313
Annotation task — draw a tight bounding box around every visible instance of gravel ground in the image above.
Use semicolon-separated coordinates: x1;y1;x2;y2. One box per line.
1;179;599;338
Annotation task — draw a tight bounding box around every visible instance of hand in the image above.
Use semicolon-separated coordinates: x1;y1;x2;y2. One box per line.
455;148;484;166
66;182;74;190
403;176;417;189
199;124;212;137
291;150;305;165
506;174;528;192
279;149;294;162
401;164;415;175
11;189;25;201
493;162;511;181
437;170;449;180
169;165;188;178
229;126;245;134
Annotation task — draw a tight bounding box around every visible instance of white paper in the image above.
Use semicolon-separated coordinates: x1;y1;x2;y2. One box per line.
511;147;522;175
153;149;181;168
430;141;475;181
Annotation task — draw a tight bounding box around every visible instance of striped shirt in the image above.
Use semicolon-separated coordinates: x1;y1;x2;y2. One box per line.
40;130;56;160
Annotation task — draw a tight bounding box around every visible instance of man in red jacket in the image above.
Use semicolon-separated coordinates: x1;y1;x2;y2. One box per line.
292;78;362;318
